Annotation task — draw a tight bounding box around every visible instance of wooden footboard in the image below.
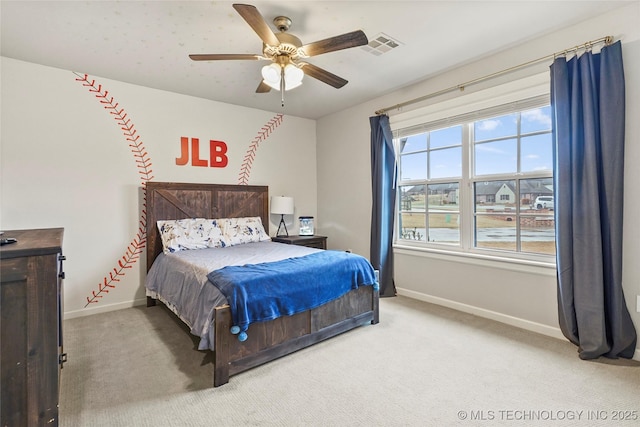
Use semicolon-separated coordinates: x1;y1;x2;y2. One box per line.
212;285;379;387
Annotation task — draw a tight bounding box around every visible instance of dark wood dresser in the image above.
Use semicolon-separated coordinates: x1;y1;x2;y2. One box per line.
1;228;65;427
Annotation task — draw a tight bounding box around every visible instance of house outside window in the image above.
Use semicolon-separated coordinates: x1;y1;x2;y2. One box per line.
395;94;554;260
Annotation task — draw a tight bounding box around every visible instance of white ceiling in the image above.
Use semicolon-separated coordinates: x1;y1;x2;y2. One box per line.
0;1;631;119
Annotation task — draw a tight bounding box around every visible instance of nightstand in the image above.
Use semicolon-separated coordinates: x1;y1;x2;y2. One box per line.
272;235;327;250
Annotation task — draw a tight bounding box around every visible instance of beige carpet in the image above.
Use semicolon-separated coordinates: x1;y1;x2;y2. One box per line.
60;296;640;426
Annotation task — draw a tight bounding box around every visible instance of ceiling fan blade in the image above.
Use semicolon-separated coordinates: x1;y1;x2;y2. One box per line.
300;30;368;57
256;81;272;93
189;54;261;61
300;63;348;89
233;4;280;47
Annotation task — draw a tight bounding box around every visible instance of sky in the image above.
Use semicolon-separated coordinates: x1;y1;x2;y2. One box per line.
399;105;553;181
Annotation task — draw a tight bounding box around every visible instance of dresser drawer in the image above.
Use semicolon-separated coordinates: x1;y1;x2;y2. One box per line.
272;235;327;249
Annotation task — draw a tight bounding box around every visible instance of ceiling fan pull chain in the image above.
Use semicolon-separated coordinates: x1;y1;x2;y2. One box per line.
280;66;286;107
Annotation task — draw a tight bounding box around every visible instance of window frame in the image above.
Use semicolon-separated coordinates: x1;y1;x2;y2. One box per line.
392;90;555;265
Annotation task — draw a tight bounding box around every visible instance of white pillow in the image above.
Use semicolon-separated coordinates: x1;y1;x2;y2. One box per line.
157;218;228;254
221;216;271;246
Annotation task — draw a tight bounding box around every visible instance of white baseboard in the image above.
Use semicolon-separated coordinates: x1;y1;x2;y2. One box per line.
397;287;566;341
397;287;640;362
64;297;147;320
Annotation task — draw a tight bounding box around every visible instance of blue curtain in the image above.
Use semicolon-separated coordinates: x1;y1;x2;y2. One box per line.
550;40;636;359
370;114;397;297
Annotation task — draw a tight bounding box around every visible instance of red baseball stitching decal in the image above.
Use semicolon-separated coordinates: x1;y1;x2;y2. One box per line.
74;73;154;306
74;73;282;306
238;114;284;185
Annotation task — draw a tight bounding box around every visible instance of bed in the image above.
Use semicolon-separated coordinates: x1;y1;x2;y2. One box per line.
145;182;380;387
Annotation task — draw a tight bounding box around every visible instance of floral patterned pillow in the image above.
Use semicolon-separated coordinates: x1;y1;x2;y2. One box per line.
221;216;271;246
157;218;228;254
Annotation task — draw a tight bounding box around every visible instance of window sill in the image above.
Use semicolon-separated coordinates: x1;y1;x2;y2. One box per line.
393;243;556;276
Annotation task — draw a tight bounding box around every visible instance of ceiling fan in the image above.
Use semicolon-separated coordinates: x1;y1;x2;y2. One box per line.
189;3;368;105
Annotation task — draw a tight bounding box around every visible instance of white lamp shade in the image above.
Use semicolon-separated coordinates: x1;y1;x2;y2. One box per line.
261;63;280;84
271;196;294;215
262;78;281;91
284;64;304;90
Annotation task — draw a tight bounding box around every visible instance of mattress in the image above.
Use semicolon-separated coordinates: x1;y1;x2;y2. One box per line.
145;240;321;350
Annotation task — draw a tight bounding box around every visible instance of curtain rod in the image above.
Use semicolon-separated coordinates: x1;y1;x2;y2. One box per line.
375;35;613;116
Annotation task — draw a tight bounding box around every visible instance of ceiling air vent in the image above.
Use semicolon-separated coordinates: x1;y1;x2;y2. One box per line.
361;33;402;56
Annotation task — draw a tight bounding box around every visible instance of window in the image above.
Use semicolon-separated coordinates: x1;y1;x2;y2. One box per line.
395;95;555;259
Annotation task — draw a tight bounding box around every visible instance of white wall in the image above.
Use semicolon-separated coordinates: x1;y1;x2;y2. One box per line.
317;3;640;357
1;58;317;318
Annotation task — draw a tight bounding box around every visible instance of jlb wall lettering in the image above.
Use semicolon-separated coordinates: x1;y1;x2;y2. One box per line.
176;137;228;167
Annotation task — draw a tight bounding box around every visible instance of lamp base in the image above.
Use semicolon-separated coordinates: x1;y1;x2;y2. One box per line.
276;215;289;237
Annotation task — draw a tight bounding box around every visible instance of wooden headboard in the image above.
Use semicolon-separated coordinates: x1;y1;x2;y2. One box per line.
145;182;269;270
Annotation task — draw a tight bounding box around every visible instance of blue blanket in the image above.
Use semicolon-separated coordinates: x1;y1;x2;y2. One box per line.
207;250;377;341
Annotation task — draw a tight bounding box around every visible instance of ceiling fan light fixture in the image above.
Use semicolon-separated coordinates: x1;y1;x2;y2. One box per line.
261;63;304;91
261;63;281;85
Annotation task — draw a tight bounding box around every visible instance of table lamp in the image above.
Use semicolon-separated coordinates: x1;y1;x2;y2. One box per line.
271;196;294;237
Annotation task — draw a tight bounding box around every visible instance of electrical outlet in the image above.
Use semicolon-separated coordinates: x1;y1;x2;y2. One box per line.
637;295;640;313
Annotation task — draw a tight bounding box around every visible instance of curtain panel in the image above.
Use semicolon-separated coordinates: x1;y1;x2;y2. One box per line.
550;40;637;359
369;115;397;297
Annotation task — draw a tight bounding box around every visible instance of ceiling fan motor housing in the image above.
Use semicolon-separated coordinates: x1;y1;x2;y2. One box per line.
263;32;303;61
